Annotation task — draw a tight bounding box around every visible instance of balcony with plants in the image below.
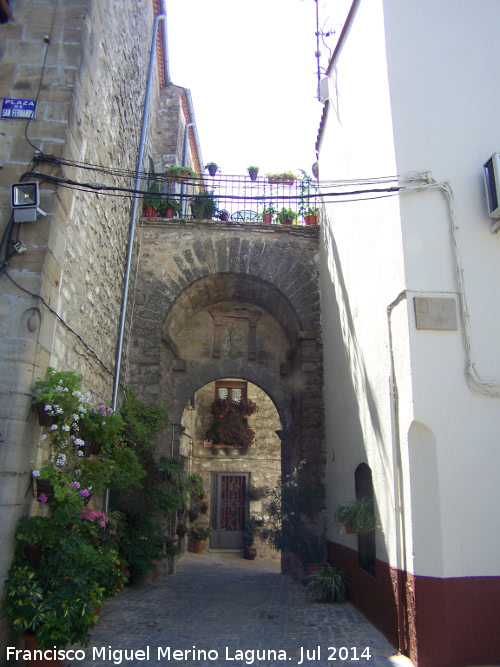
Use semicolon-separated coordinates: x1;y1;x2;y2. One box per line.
141;167;321;226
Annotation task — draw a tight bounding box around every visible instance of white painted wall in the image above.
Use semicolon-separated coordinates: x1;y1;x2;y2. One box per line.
319;0;500;579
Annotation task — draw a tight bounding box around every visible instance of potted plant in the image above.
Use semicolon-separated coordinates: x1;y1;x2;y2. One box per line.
32;367;83;427
190;190;218;220
243;517;259;560
247;166;259;181
217;209;230;221
159;196;180;219
247;483;268;502
165;165;198;180
143;180;162;217
298;169;320;225
262;205;277;224
277;207;297;225
266;171;297;184
306;564;348;602
205;397;258;453
80;405;124;456
303;207;319;226
205;162;218;177
189;524;212;554
334;497;376;534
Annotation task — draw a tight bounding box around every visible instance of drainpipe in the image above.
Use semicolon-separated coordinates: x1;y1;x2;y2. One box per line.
160;0;171;86
180;122;195;218
179;90;204;218
387;289;409;656
106;12;165;513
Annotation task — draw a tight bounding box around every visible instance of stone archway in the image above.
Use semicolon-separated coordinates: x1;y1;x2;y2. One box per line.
127;221;326;572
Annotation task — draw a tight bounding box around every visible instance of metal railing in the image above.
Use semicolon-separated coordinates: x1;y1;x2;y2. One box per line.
142;172;321;226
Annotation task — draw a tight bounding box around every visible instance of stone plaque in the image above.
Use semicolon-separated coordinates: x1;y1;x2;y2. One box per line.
414;297;458;330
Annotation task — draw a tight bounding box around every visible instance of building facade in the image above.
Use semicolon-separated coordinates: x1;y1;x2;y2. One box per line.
318;1;500;665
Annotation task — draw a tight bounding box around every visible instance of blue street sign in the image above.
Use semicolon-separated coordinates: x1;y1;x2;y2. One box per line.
1;98;37;119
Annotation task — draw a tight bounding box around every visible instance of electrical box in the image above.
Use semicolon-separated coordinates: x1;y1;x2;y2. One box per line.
319;77;330;103
483;154;500;231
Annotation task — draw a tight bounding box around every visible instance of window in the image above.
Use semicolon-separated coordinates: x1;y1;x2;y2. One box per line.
215;380;247;403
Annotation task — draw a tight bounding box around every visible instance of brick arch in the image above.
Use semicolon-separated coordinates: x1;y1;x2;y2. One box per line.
133;223;321;342
164;272;302;347
171;359;292;432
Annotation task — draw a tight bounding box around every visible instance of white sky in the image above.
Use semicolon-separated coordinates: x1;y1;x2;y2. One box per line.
166;0;326;178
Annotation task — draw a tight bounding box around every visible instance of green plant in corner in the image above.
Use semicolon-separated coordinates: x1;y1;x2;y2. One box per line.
334;497;376;534
189;524;212;541
190;190;218;220
165;165;198;179
247;483;269;501
276;208;297;224
306;564;348;603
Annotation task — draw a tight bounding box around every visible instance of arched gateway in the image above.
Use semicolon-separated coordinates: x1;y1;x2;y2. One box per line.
127;220;326;572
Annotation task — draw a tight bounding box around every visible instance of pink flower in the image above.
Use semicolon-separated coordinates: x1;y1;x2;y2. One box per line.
38;493;48;503
109;465;114;469
80;489;90;498
71;481;80;488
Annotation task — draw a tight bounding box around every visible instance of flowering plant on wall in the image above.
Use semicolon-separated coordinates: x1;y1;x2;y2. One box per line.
205;397;258;452
266;460;325;564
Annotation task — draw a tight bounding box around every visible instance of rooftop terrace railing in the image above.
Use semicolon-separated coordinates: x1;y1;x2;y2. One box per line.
141;172;322;226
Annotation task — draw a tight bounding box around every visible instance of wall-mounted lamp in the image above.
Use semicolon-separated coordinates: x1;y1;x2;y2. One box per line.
11;182;46;222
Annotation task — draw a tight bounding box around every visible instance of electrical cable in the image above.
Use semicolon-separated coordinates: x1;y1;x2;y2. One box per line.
24;169;402;202
24;0;59;152
2;270;115;378
400;176;500;398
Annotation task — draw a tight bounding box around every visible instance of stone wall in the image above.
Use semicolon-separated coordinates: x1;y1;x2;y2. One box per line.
128;218;326;570
0;0;170;651
181;379;281;558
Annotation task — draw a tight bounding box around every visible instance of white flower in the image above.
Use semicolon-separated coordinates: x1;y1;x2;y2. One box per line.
55;385;64;393
32;470;41;478
40;434;47;441
74;438;84;447
55;406;64;414
50;424;58;431
61;424;70;432
55;454;66;466
77;450;84;457
44;404;52;412
72;414;79;421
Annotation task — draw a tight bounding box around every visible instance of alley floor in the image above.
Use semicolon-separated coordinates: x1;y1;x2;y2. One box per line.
68;551;412;667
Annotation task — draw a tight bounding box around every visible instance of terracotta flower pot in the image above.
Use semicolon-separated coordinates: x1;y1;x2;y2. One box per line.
34;402;54;427
25;544;43;568
143;205;156;217
304;214;318;226
282;218;294;225
84;438;102;457
193;539;206;554
262;213;273;224
22;633;63;667
243;547;257;560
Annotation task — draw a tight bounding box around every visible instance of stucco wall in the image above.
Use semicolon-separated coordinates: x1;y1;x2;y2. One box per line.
318;0;404;572
383;0;500;579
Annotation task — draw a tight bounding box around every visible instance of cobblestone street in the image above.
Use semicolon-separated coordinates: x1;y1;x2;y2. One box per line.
71;552;412;667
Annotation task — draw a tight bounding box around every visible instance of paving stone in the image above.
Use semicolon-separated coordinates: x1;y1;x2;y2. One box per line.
68;552;409;667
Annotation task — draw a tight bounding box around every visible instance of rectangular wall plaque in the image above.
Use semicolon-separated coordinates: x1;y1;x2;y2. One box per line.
1;98;37;119
414;297;458;330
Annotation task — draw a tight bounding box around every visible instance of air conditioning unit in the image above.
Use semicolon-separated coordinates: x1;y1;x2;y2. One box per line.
483;154;500;231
